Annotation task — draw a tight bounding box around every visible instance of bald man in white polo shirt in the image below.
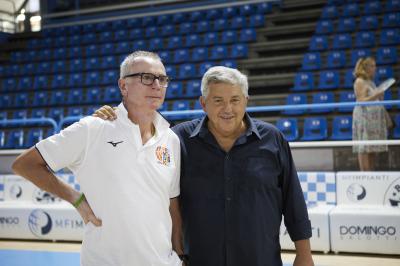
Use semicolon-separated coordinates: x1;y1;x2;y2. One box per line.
12;51;185;266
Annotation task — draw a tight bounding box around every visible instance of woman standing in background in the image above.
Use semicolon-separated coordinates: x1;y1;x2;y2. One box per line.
352;57;391;171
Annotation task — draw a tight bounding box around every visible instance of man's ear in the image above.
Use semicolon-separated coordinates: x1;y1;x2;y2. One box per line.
118;79;127;97
199;96;206;111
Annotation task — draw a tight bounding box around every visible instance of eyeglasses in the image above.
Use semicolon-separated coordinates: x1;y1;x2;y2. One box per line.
123;72;170;88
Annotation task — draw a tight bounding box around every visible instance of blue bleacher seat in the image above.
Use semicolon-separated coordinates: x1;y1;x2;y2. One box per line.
342;3;360;17
364;1;382;15
82;23;95;33
185;80;201;98
3;78;17;91
231;17;247;29
166;66;177;79
0;94;12;107
214;18;229;31
221;31;237;44
196;21;210;33
48;108;64;122
14;93;29;107
171;100;190;120
185;34;201;47
337;17;356;32
157;14;171;25
30;109;46;119
53;60;66;73
338;90;355;112
318;70;340;89
67;107;84;117
326;51;346;68
99;31;113;42
145;27;157;38
33;91;47;106
331;116;352;140
180;22;192;35
249;14;265;27
68;89;83;104
385;0;400;11
115;42;131;54
393;114;400;138
85;72;100;86
321;5;338;19
129;28;142;40
82;33;96;44
68;73;83;87
220;60;237;69
85;57;101;71
25;128;44;148
256;2;272;14
375;66;394;84
172;13;185;24
203;32;218;46
210;45;228;60
132;40;146;51
148;38;163;51
0;130;4;148
354;31;375;48
18;77;32;91
86;88;102;104
159;51;171;63
37;62;51;74
231;44;248;58
68;25;82;35
309;36;328;51
343;69;354;89
168;36;182;49
206;9;220;20
191;47;208;62
68;46;83;59
189;11;203;22
382;13;400;28
240;28;256;42
20;63;35;76
104;87;121;103
359;15;379;30
380;29;400;45
112;19;127;30
310;92;334;113
69;35;81;47
293;72;314;91
12;110;27;120
282;93;306;115
332;34;352;49
222;7;238;18
239;4;256;16
0;111;8;120
166;82;183;99
350;49;371;65
33;76;48;90
316;20;334;34
53;47;67;59
51;74;66;89
101;56;118;69
5;130;24;149
376;47;398;64
178;64;197;79
173;49;190;63
301;117;328;141
69;58;84;72
50;90;65;106
276;118;298;141
199;62;215;76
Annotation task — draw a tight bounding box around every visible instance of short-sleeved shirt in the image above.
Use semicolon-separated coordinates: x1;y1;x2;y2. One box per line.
36;103;182;266
172;113;311;266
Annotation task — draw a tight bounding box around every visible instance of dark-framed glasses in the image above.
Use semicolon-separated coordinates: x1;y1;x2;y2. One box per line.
123;72;170;87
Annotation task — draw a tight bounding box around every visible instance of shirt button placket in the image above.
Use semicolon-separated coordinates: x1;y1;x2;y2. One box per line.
224;153;234;265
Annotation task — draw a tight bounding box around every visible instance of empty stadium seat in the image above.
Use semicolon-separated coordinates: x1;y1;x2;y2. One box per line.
292;72;314;91
364;1;382;15
282;93;306;115
309;36;328;51
104;87;121;103
359;15;379;30
343;69;354;88
196;21;210;33
199;62;215;76
385;0;400;11
68;89;83;104
249;14;265;27
375;66;394;84
382;13;400;28
52;74;67;89
33;75;49;89
33;91;48;106
203;32;218;46
240;28;257;42
185;80;201;97
350;49;371;65
376;47;398;64
326;51;346;68
178;64;197;79
221;31;237;44
168;36;182;49
191;47;208;62
166;82;183;99
0;130;4;148
102;70;118;85
180;22;192;35
166;66;177;79
310;92;334;113
5;130;24;149
332;34;352;49
318;70;340;90
315;20;334;34
210;45;228;60
331;116;352;140
30;109;46;119
0;111;8;120
321;5;338;19
231;17;247;29
67;107;84;117
276;118;299;141
231;44;248;58
25;128;44;148
380;29;400;45
171;100;190;120
86;88;102;104
12;110;27;120
185;34;201;47
301;117;328;141
174;49;190;64
48;108;64;122
338;90;355;112
337;17;356;32
14;93;29;107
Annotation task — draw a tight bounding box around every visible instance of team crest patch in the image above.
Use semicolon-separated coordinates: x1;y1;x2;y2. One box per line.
155;145;171;166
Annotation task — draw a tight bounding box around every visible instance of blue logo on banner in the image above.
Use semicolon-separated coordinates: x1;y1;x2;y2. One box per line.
28;209;52;237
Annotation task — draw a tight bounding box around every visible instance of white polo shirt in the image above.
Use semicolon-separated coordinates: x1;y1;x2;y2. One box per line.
36;103;181;266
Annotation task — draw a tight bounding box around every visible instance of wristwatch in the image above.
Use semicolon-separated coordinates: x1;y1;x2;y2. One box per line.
178;254;189;265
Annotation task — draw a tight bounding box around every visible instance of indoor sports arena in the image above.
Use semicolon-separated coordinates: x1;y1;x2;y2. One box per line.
0;0;399;265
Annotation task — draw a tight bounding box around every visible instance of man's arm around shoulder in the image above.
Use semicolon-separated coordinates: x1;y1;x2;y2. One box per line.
293;239;314;266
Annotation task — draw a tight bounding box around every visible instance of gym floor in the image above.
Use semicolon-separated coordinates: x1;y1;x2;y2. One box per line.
0;240;399;266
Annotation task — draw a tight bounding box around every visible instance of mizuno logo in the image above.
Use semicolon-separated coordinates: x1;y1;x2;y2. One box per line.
107;141;123;147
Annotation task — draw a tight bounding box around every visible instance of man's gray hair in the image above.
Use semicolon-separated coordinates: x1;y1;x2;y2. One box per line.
120;51;162;79
201;66;248;98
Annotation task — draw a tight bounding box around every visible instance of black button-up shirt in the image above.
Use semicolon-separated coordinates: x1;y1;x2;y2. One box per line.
172;114;311;266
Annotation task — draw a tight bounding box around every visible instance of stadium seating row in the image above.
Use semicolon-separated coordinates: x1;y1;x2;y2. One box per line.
277;114;400;141
316;13;400;34
322;0;400;18
309;30;400;51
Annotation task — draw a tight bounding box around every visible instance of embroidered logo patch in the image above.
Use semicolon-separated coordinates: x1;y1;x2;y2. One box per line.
155;145;171;166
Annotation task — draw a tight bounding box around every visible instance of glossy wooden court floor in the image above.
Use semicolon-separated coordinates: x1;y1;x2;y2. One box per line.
0;240;399;266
